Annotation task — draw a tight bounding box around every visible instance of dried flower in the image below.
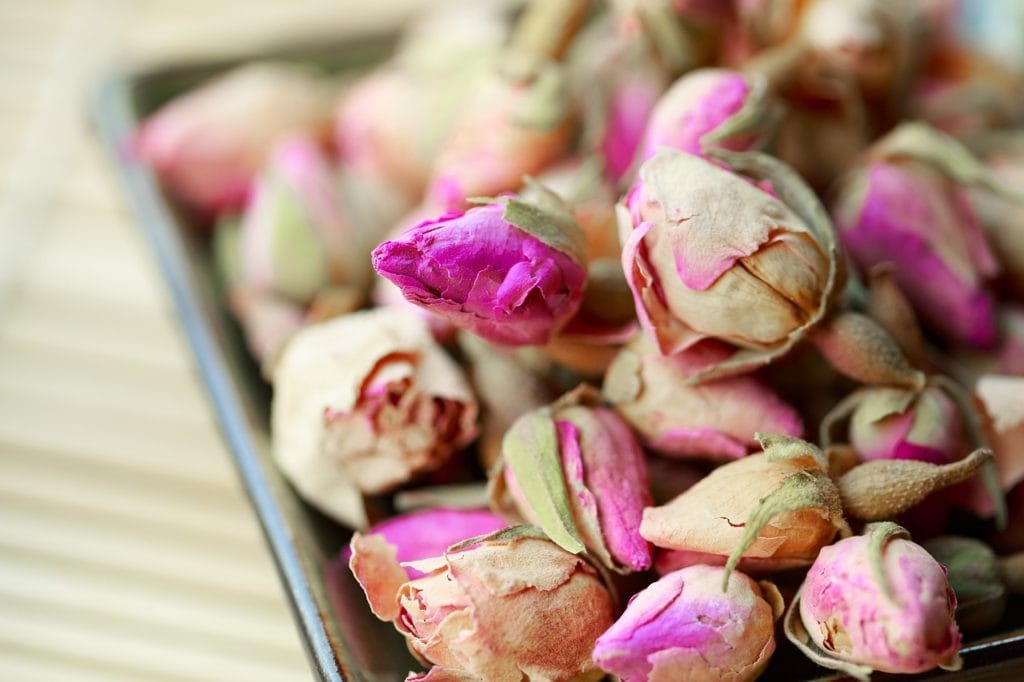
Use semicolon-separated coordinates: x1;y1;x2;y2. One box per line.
786;523;961;679
240;135;370;302
593;564;783;682
603;335;802;459
620;147;838;381
640;434;847;572
134;63;334;215
493;387;653;572
372;195;588;347
833;124;1001;348
334;6;505;203
639;68;773;162
426;64;574;209
923;535;1007;635
848;385;967;464
350;527;614;682
271;309;478;526
970;134;1024;298
350;508;507;579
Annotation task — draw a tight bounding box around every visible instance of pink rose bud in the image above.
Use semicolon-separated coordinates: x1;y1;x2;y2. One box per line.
833;125;1000;348
350;527;614;681
348;508;506;579
621;148;836;376
134;63;334;216
271;309;478;527
240;135;369;303
788;523;962;678
372;195;588;347
426;65;574;209
334;6;505;203
639;68;771;162
593;565;783;682
603;335;803;459
848;385;967;465
494;387;653;572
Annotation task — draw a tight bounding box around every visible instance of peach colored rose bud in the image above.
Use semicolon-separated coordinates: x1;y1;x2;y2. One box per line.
593;565;782;682
621;147;838;379
372;195;588;347
426;64;574;209
350;527;614;682
349;508;506;579
787;523;961;678
603;335;802;459
639;68;773;162
271;309;478;527
240;135;370;303
923;535;1007;635
334;5;505;203
494;387;653;572
134;63;334;215
640;435;847;572
833;124;1000;348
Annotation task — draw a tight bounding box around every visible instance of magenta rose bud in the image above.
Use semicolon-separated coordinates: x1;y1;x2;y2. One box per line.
639;68;769;162
593;564;782;682
134;63;334;216
495;387;653;572
372;196;587;347
793;524;962;677
349;508;506;579
833;134;999;348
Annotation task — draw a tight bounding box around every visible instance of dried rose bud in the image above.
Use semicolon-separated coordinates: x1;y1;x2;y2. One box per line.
956;375;1024;519
640;434;847;572
610;0;728;74
350;527;614;682
849;385;967;465
603;335;802;459
833;124;1000;348
426;64;574;209
923;535;1007;635
240;135;369;303
639;68;773;162
348;508;506;579
786;523;962;678
134;63;334;215
620;147;838;380
494;387;653;572
271;309;478;527
334;7;505;203
372;195;587;347
796;0;923;107
593;565;783;682
970;135;1024;298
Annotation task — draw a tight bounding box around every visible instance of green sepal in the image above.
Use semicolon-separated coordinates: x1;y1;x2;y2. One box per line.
501;194;587;264
757;432;828;471
446;524;551;554
511;62;570;131
722;470;845;591
866;522;911;603
501;410;586;554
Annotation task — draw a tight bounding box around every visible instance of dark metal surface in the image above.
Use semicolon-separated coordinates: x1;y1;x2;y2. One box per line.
93;35;1024;682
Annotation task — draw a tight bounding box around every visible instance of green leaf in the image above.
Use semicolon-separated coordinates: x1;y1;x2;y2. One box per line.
501;410;586;555
502;196;586;264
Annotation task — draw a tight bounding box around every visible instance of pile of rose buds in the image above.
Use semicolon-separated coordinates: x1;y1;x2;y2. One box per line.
135;0;1024;679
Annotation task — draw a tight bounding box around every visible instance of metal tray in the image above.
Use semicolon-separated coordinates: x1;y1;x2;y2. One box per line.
93;33;1024;682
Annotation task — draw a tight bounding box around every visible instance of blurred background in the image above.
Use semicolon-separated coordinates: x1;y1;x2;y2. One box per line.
0;1;440;680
